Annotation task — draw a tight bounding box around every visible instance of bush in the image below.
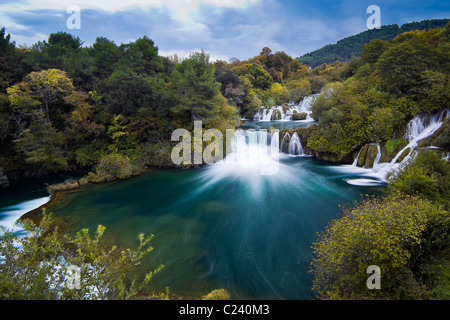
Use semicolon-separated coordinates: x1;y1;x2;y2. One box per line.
0;212;163;300
201;289;231;300
95;153;134;181
389;150;450;207
309;194;447;300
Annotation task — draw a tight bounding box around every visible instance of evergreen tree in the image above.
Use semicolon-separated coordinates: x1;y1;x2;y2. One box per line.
170;51;222;121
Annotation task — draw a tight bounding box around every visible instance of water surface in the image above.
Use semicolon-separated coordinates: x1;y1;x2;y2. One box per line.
0;121;386;299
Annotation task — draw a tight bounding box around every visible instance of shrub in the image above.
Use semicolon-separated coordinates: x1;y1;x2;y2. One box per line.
95;153;133;181
309;194;447;300
0;212;163;300
389;150;450;207
201;288;231;300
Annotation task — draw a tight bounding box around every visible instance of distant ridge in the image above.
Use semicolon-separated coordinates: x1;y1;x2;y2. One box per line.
297;19;450;68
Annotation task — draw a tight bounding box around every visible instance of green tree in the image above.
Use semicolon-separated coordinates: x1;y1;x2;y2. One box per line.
117;36;163;77
232;63;273;90
90;36;121;79
23;32;82;71
14;121;69;172
105;69;155;116
170;51;222;121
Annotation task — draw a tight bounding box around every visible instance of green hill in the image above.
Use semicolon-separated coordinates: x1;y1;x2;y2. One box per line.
297;19;450;68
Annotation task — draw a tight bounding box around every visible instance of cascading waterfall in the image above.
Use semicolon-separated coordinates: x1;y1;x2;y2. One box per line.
288;132;304;156
352;148;363;167
0;196;50;236
373;109;448;178
345;109;449;186
373;143;382;167
281;132;291;153
253;95;317;121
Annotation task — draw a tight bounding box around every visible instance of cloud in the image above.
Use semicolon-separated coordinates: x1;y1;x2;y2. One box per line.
0;0;260;13
1;0;448;61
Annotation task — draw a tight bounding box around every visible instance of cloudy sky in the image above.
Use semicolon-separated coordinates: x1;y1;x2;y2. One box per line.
1;0;449;61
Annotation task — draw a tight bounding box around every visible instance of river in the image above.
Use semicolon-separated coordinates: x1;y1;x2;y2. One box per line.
0;118;387;299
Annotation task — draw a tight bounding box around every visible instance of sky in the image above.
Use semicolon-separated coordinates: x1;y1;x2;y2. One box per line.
0;0;449;61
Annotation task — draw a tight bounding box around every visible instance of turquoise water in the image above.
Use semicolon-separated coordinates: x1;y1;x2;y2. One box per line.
0;122;387;299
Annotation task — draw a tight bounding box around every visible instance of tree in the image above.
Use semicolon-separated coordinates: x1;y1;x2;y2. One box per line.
260;47;272;56
23;32;82;71
0;27;15;56
14;121;69;172
170;51;222;121
105;69;155;116
232;63;273;91
360;39;389;64
64;91;104;142
376;36;438;97
7;69;76;172
90;37;121;79
0;27;28;93
7;69;75;123
117;36;163;77
214;66;241;94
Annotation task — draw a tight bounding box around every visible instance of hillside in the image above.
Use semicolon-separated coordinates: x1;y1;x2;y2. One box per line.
297;19;450;68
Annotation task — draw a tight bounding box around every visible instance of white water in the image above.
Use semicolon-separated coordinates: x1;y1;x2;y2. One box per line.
288;132;304;156
344;109;448;186
253;95;317;122
0;196;50;236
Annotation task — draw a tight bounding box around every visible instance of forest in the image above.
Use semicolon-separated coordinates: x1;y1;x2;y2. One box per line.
298;18;449;68
0;27;335;185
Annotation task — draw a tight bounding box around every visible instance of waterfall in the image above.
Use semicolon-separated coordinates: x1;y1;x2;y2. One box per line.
373;143;382;167
0;196;50;236
253;95;318;121
352;147;363;167
281;132;291;153
343;109;448;186
271;131;280;156
288;132;304;155
220;129;283;174
368;109;448;182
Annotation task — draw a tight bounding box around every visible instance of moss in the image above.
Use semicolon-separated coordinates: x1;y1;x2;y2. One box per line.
364;144;379;168
357;144;369;167
396;148;411;163
381;139;407;163
292;112;308;120
431;118;450;149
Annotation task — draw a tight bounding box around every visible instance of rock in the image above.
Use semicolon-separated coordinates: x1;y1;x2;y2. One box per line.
396;148;411;163
357;144;369;167
292;112;308;120
380;139;407;163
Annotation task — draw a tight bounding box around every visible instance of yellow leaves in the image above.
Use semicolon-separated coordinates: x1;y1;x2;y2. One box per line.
268;82;284;96
25;69;75;94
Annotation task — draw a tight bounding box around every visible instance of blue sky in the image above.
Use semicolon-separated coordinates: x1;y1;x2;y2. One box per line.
1;0;449;61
